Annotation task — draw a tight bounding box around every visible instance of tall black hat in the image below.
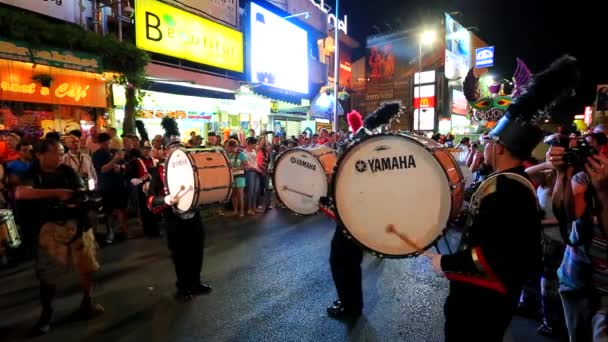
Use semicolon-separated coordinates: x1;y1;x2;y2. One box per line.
487;55;579;159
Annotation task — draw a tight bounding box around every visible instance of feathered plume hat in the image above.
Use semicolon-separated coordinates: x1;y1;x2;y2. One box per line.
487;55;579;159
346;110;363;133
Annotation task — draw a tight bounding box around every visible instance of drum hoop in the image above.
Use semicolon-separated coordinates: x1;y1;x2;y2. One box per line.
329;132;452;258
272;147;331;215
165;148;233;213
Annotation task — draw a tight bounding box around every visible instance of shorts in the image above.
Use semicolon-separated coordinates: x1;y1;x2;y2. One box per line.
233;175;246;189
102;191;129;211
36;221;99;283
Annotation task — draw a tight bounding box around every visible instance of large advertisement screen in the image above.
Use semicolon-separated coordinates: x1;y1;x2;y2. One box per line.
135;0;244;73
249;2;309;94
445;13;471;80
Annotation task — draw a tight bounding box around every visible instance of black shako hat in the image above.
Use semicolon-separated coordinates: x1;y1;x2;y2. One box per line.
488;55;580;159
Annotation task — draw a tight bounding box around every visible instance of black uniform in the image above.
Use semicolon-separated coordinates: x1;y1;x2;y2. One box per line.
327;141;364;318
147;166;206;296
125;149;160;237
329;224;364;315
440;166;541;341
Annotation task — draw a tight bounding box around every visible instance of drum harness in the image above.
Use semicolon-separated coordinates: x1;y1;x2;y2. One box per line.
461;172;539;250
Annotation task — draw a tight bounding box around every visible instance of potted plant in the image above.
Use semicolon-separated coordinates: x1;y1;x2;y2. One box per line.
32;73;53;87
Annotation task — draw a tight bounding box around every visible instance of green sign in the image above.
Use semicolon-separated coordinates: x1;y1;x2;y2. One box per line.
0;38;102;73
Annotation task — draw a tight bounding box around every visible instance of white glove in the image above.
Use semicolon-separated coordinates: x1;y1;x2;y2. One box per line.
131;178;143;186
164;195;178;206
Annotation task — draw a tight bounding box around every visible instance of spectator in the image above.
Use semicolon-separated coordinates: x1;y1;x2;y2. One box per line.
7;141;33;184
107;127;123;151
226;139;247;217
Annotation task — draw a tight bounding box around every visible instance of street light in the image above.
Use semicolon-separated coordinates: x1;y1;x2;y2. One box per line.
332;0;340;132
417;29;436;133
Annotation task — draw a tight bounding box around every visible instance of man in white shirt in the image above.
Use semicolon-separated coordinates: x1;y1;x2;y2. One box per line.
63;135;97;190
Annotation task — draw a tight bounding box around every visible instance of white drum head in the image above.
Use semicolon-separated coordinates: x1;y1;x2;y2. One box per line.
274;149;328;215
165;149;196;212
334;134;452;256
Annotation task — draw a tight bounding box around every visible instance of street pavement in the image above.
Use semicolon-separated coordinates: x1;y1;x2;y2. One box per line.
0;208;558;342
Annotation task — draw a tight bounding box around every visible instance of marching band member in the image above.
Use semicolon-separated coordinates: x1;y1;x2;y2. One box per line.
326;110;365;319
427;56;579;341
146;140;212;302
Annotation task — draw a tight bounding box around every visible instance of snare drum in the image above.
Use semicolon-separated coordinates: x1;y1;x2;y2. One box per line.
273;145;337;215
164;148;233;212
332;133;464;257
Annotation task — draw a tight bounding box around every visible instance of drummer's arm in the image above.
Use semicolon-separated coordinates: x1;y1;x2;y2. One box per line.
440;193;520;295
470;152;483;173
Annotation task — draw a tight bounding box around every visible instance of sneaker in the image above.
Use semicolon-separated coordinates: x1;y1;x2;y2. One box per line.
33;308;53;335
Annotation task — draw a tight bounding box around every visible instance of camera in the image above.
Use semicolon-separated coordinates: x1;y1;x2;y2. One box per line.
545;133;598;167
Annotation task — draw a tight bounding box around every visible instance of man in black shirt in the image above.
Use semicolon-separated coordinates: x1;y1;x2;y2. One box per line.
16;139;103;335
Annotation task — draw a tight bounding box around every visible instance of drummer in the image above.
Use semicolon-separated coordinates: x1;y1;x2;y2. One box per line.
426;56;576;341
147;139;213;302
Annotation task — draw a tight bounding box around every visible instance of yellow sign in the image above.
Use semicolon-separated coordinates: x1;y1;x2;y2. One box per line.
135;0;243;73
270;101;279;113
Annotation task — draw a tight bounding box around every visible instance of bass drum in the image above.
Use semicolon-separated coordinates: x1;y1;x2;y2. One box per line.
164;148;233;212
331;133;464;257
273;145;337;215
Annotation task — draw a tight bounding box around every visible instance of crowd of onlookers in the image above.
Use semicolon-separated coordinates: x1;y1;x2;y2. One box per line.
0;125;348;265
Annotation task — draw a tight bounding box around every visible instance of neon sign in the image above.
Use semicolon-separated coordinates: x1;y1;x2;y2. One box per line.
309;0;348;34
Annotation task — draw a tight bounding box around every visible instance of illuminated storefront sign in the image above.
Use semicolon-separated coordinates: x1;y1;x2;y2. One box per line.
0;39;102;73
0;59;107;108
414;96;435;109
135;0;244;72
309;0;348;34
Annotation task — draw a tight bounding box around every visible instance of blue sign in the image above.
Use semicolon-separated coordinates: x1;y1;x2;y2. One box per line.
475;46;494;68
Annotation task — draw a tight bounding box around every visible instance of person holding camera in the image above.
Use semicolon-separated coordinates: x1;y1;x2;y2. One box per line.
547;129;608;342
16;139;103;335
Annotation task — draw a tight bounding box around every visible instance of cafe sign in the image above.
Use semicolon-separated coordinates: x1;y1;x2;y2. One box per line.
0;60;107;108
135;0;244;73
0;39;102;73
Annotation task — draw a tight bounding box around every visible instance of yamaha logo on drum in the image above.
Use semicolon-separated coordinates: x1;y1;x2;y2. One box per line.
290;157;317;171
171;159;188;168
355;155;417;173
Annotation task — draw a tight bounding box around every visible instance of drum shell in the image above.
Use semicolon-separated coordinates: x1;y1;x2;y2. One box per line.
330;132;464;258
273;146;337;215
164;148;233;212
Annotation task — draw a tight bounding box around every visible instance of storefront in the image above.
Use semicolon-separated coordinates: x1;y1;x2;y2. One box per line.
0;40;107;138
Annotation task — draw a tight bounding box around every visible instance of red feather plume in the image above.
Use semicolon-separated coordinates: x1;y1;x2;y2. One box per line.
346;110;363;132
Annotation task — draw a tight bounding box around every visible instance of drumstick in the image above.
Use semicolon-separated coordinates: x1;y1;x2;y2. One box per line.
282;186;313;199
386;224;433;257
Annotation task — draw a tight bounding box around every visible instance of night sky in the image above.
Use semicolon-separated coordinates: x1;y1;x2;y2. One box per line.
338;0;606;112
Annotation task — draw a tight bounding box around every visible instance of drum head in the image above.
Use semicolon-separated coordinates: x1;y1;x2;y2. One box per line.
333;134;452;257
165;149;196;212
274;148;328;215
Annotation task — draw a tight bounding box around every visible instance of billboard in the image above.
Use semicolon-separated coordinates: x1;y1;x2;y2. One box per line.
445;13;471;80
353;30;442;117
451;89;468;115
475;46;494;68
249;2;309;94
0;0;91;26
135;0;244;73
163;0;239;28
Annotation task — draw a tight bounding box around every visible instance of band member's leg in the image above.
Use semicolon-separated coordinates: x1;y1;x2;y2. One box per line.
166;224;192;300
328;225;363;317
187;217;211;295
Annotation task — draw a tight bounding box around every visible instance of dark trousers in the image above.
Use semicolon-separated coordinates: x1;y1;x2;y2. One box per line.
165;214;205;293
329;225;363;312
137;188;159;236
444;286;517;342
